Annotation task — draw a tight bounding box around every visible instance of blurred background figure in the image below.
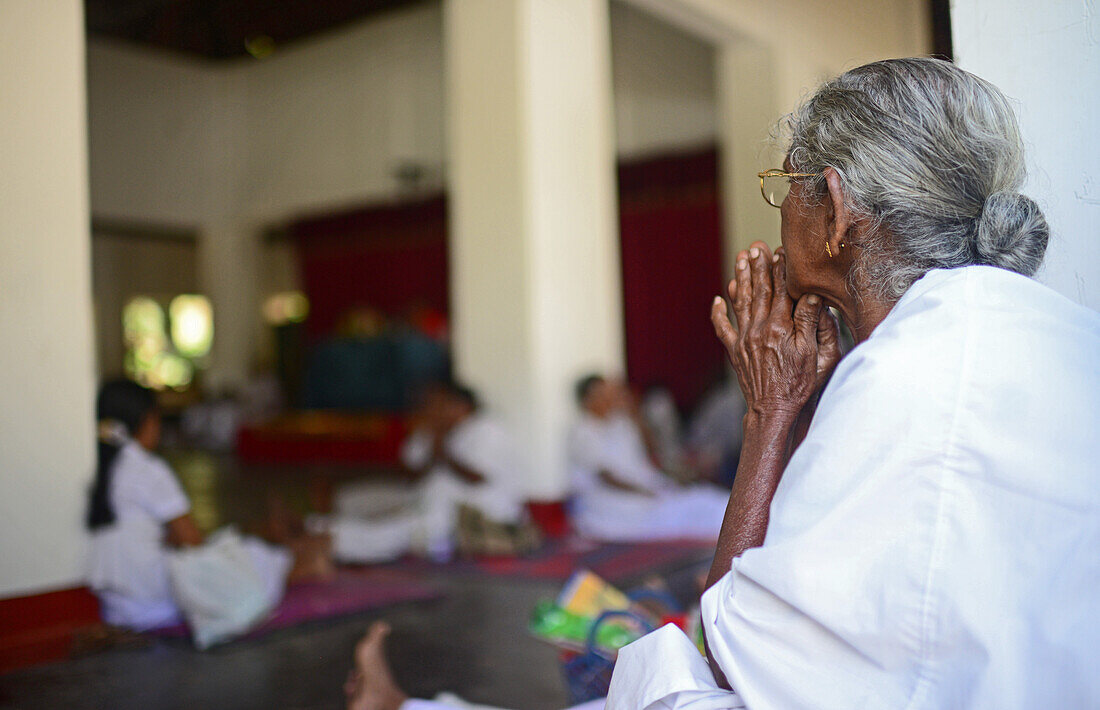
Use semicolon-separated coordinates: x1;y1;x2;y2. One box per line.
568;375;729;541
638;385;686;477
86;379;328;641
313;381;532;564
684;376;746;487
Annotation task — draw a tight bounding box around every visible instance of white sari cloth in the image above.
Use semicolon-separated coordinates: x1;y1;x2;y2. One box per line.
324;414;526;563
607;266;1100;710
402;696;606;710
569;413;728;541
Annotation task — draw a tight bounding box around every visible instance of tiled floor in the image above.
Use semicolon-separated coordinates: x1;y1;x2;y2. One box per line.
0;449;711;709
1;565;707;710
0;576;569;710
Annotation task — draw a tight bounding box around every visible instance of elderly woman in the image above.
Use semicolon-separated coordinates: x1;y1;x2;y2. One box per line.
608;57;1100;709
344;58;1099;710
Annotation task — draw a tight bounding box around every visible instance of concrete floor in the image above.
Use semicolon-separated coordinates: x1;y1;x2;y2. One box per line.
0;575;569;710
0;448;711;709
0;564;707;710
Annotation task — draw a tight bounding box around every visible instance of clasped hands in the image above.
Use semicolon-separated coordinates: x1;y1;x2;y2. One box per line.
711;241;841;424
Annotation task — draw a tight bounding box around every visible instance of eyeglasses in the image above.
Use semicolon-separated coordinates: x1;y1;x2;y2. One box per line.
757;169;822;209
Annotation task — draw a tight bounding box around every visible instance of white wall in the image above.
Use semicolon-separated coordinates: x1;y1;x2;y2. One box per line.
198;220;263;389
86;0;721;227
622;0;931;266
231;0;719;213
610;1;716;158
446;0;624;498
625;0;930;116
752;0;930;118
0;0;96;597
231;4;447;220
87;41;218;226
86;0;928;244
952;0;1100;311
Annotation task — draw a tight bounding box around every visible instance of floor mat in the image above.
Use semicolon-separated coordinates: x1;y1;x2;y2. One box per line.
154;568;442;642
381;537;716;583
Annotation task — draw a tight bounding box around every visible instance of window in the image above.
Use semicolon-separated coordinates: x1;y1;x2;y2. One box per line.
169;295;214;357
123;294;213;390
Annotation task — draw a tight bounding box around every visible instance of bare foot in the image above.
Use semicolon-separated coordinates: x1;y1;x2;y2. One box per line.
346;622;408;710
288;534;335;583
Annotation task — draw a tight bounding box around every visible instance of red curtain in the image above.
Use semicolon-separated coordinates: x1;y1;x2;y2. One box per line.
618;147;727;411
289;149;726;412
290;195;449;338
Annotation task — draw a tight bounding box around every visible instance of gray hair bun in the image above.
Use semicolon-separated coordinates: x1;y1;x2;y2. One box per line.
975;191;1049;275
784;58;1050;300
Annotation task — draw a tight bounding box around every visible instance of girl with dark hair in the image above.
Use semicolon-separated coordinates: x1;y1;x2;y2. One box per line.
86;379;294;633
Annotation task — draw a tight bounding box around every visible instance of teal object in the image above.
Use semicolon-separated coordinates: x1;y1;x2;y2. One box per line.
302;334;450;411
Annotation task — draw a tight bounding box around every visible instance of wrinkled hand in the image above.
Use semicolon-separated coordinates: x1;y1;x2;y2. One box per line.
711;242;841;421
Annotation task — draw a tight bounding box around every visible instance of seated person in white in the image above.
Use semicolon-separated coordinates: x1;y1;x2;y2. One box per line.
324;382;525;563
86;380;294;631
685;378;746;486
567;375;729;542
340;59;1100;710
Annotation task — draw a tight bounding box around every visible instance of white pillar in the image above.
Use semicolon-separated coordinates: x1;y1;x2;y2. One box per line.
0;0;96;596
445;0;624;498
715;40;782;278
198;221;262;392
952;0;1100;311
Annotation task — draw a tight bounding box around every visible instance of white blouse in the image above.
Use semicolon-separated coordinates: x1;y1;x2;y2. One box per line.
402;413;525;524
87;442;190;630
569;413;671;497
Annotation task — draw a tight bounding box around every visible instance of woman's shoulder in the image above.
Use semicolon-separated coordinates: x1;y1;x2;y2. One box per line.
887;266;1099;337
111;444;190;520
112;443;178;492
849;266;1098;383
117;442;171;472
805;264;1100;500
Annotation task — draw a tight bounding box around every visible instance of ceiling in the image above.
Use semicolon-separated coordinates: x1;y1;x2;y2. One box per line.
85;0;431;60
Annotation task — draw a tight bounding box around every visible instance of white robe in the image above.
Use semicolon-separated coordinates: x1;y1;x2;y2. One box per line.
326;414;525;563
402;697;605;710
607;266;1100;709
569;413;728;541
87;443;290;630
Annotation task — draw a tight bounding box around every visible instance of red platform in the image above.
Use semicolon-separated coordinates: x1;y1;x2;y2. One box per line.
0;586;100;673
237;411;407;465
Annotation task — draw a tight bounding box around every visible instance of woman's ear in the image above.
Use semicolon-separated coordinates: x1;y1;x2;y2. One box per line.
823;168;852;255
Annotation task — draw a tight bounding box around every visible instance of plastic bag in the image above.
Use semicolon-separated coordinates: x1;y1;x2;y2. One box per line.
166;528;275;649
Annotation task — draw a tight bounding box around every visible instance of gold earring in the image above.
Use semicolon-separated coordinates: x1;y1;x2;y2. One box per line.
825;241;833;258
